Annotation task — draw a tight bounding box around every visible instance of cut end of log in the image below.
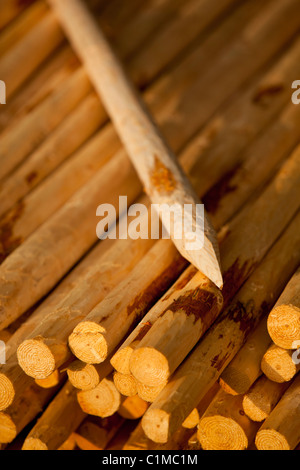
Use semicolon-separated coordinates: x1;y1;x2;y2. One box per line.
197;416;249;450
267;305;300;349
130;347;169;387
0;412;17;444
68;321;107;364
141;408;170;443
22;437;48;450
261;345;298;383
118;395;149;420
182;408;200;429
255;429;290;450
113;371;137;397
110;345;136;375
242;393;270;422
77;378;121;418
67;361;100;391
219;371;249;396
17;339;56;379
136;380;166;403
0;373;15;411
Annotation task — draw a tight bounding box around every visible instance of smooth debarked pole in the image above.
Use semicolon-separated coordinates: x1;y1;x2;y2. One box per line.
47;0;223;289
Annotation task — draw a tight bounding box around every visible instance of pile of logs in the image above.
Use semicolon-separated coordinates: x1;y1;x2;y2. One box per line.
0;0;299;451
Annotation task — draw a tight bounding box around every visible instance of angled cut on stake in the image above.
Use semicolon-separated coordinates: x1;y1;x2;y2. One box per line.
48;0;223;289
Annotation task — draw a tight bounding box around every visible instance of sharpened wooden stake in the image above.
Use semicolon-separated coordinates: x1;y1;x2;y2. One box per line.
48;0;223;288
261;344;300;383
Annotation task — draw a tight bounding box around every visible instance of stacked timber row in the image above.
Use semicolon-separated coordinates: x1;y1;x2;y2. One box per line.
0;0;299;451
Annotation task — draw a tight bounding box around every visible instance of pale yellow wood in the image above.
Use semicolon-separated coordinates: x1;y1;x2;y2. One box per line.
140;202;300;443
219;317;271;395
197;389;260;450
22;382;86;450
242;375;290;422
48;0;223;288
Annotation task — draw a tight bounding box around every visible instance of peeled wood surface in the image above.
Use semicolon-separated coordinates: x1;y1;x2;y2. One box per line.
1;0;300;452
261;344;300;383
255;373;300;450
267;267;300;350
197;389;260;450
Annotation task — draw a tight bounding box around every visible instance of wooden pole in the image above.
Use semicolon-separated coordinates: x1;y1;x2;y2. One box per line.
242;375;291;422
0;46;79;131
261;344;300;383
0;67;93;182
77;377;121;419
113;372;138;398
267;267;300;350
0;0;35;31
255;374;300;450
197;389;260;450
140;207;300;443
73;415;124;451
127;146;300;387
48;0;223;288
219;317;271;395
118;396;149;420
0;10;64;99
0;93;105;218
0;379;63;445
0;1;48;57
136;381;167;404
22;382;86;450
67;359;112;392
1;0;295;324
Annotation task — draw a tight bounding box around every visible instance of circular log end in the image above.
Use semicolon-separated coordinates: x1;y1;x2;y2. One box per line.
219;368;252;396
142;408;170;443
197;416;248;450
130;347;169;387
22;437;48;450
77;378;121;418
255;429;290;450
242;393;270;422
17;339;56;379
268;305;300;350
68;321;107;364
67;361;100;391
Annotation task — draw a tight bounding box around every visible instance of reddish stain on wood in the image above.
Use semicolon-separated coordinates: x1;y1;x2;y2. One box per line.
150;155;177;194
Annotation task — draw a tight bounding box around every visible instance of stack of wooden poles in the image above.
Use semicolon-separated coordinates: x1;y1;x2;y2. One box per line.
0;0;300;451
